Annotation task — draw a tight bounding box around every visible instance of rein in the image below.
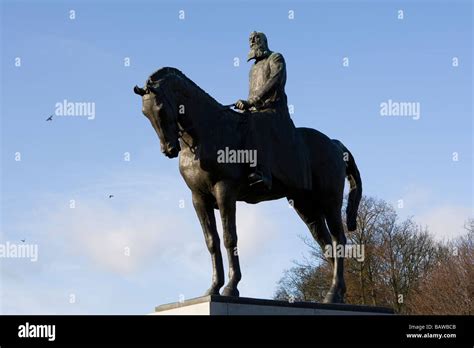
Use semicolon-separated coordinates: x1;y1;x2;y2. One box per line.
155;81;195;150
147;76;235;153
177;123;194;150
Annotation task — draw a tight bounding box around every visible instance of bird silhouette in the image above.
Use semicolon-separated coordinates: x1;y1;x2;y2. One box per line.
20;239;25;243
46;114;54;121
108;194;114;199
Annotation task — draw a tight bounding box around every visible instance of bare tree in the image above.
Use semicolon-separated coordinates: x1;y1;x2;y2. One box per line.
273;196;466;314
406;221;473;314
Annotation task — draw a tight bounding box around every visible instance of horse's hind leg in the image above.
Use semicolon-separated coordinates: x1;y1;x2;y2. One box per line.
192;192;225;296
290;197;333;266
323;206;347;303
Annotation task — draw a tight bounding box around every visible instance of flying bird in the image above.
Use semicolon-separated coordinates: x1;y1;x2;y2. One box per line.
108;194;114;199
20;239;25;243
45;114;54;121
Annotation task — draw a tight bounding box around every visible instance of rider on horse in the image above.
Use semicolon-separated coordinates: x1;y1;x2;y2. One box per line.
235;31;312;191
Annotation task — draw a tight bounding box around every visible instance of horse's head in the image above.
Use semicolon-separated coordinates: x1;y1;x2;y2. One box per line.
133;78;181;158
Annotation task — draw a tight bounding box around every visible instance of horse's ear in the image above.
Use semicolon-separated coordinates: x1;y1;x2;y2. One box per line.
134;85;146;96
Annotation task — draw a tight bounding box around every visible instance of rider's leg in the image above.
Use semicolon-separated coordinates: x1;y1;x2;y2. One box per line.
247;115;272;189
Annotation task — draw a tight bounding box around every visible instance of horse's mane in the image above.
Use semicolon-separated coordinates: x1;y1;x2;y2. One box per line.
147;67;247;165
147;67;227;111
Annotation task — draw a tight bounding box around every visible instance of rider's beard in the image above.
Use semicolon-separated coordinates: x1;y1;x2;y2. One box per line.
247;45;267;62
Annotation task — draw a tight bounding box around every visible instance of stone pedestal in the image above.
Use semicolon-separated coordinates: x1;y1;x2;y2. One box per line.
153;295;394;315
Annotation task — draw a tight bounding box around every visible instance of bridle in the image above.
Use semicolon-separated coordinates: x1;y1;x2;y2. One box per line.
146;74;236;153
146;77;195;151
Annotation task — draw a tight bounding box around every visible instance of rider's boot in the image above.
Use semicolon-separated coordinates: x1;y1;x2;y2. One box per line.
248;170;272;190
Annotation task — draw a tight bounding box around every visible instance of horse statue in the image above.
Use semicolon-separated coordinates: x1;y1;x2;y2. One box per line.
133;67;362;303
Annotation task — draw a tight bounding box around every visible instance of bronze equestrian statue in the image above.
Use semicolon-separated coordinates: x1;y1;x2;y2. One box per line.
133;31;362;303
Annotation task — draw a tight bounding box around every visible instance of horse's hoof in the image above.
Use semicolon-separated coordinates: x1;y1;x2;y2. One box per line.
323;287;345;303
323;292;336;303
221;286;239;297
323;290;345;304
204;286;222;296
323;283;346;303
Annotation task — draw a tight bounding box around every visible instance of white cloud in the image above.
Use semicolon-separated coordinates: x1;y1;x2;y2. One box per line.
416;205;472;241
49;203;187;274
219;202;279;258
1;170;300;313
396;185;471;241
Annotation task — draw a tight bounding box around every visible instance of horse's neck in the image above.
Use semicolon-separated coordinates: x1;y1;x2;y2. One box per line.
174;75;246;157
178;90;229;148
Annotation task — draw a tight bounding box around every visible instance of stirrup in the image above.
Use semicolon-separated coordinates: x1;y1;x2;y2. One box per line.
248;172;271;189
248;172;264;186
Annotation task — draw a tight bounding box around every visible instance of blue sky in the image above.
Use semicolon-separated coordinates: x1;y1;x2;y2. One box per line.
1;0;472;314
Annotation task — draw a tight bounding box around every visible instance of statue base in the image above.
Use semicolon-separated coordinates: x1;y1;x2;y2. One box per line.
152;295;394;315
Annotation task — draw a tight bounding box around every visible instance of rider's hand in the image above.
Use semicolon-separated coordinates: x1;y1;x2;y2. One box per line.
235;99;250;110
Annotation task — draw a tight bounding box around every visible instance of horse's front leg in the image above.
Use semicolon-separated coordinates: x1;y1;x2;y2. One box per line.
192;192;224;296
215;181;241;297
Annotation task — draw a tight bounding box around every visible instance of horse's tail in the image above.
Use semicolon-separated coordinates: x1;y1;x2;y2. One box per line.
334;140;362;232
344;145;362;232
